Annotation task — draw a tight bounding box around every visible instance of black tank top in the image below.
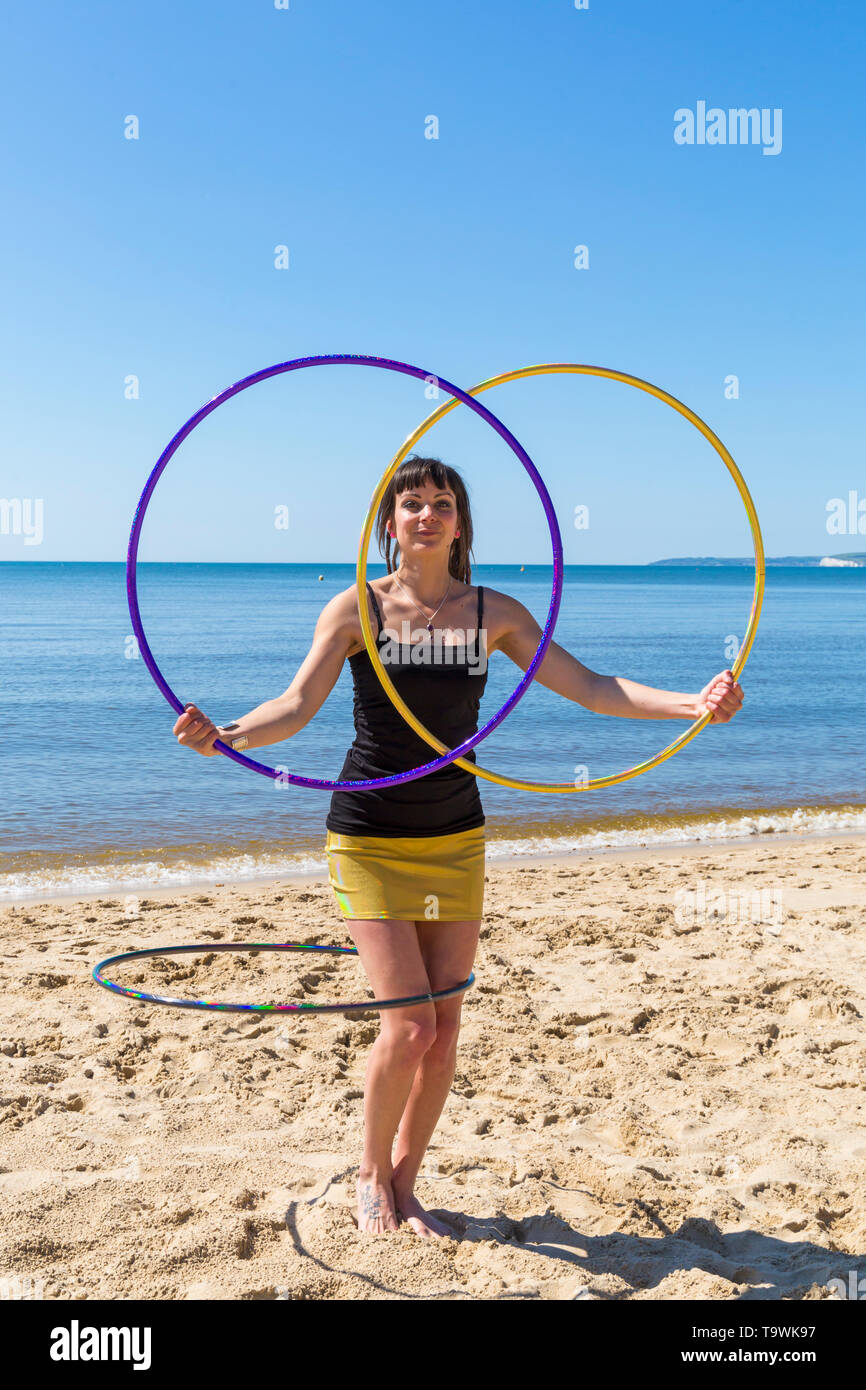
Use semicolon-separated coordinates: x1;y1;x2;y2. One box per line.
326;583;487;837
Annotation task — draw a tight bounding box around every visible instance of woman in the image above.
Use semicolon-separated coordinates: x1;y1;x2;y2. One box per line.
173;455;744;1240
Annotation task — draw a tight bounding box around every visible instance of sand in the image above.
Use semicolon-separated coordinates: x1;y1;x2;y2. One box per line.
1;832;864;1302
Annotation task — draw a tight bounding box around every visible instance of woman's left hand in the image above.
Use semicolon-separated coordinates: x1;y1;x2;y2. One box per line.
696;669;744;723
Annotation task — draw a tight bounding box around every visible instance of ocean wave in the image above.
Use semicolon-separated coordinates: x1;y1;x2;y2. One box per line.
2;804;864;903
483;804;866;861
0;851;326;904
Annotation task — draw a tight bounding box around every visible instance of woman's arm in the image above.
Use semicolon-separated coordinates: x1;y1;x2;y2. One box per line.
492;592;744;723
172;590;358;756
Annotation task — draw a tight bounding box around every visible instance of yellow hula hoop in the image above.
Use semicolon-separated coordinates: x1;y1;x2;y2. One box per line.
356;363;765;794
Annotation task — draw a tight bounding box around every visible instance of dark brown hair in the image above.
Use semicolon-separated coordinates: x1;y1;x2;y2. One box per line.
375;455;475;583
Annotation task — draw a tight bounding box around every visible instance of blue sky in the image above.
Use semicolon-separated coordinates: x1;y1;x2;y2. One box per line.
1;0;863;563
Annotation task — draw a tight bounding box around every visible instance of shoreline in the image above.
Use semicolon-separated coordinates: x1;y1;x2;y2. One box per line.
10;822;866;911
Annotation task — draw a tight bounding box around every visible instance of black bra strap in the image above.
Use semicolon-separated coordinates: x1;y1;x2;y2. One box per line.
365;581;384;637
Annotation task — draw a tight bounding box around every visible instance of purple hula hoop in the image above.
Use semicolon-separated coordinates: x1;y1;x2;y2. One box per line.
127;353;564;788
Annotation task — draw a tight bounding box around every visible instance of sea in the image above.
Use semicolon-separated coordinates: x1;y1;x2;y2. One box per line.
2;562;864;902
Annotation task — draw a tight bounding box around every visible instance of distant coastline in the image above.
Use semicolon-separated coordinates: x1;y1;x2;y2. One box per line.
649;553;866;568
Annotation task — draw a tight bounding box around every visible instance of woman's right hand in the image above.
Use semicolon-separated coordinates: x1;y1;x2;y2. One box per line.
172;703;223;756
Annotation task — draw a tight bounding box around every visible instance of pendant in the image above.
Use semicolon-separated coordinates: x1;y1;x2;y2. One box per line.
426;622;433;632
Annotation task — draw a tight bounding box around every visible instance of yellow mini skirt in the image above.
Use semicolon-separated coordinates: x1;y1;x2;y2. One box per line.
325;826;485;922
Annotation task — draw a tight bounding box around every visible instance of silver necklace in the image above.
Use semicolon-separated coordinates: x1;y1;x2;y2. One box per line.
391;572;452;632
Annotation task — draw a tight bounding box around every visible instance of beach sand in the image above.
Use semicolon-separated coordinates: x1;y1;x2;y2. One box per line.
1;832;864;1302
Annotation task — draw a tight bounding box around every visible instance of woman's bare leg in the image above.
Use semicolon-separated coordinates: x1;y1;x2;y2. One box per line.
345;918;437;1235
391;919;482;1238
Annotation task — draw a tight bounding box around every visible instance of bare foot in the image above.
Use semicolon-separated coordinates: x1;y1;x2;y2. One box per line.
392;1186;453;1239
355;1170;400;1235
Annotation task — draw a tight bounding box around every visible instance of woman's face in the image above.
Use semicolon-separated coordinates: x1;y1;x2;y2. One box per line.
391;478;459;555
